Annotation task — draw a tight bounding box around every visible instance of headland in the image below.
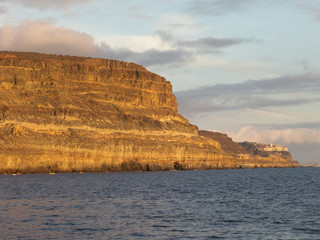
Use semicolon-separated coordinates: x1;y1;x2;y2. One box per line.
0;52;300;173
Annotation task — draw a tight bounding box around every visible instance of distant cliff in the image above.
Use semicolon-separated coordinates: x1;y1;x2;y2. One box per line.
0;52;300;173
199;130;300;168
238;142;294;162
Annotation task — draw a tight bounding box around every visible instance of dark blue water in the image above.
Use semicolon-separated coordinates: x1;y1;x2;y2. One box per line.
1;168;320;239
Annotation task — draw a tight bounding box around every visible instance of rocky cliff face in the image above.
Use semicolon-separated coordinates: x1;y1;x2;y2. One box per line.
238;142;294;162
199;130;300;168
0;52;300;173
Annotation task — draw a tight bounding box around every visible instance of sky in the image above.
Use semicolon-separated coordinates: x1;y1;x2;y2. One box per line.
0;0;320;164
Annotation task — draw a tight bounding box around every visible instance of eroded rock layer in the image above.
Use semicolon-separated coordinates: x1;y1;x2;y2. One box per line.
0;52;300;173
199;130;300;168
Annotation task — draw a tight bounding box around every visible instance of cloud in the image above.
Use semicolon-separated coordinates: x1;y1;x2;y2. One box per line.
104;30;252;66
226;124;320;164
0;20;99;56
175;73;320;114
155;30;176;44
132;48;192;67
0;20;256;67
155;30;253;54
0;20;192;67
178;74;320;97
188;0;258;15
297;3;320;21
229;125;320;145
0;6;7;14
174;37;253;53
2;0;91;10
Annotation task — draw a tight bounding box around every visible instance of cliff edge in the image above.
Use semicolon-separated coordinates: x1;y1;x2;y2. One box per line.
199;130;300;168
0;52;300;173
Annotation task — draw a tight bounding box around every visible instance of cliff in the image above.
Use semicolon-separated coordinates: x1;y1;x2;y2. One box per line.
238;142;295;162
0;52;300;173
199;130;300;168
198;131;247;156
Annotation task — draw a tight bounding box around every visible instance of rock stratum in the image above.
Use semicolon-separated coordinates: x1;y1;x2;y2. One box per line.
0;52;300;173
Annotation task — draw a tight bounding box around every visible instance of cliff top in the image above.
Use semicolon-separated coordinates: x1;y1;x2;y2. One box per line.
0;51;196;133
0;51;144;68
198;130;248;155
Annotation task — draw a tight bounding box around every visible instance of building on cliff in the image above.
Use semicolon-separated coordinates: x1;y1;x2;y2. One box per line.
238;142;294;162
257;144;288;152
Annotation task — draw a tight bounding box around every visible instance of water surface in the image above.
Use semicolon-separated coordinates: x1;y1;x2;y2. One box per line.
1;168;320;239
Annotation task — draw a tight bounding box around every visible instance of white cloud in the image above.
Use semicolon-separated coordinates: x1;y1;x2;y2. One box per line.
99;35;170;52
0;20;98;56
0;19;192;67
228;125;320;145
226;124;320;164
0;19;254;68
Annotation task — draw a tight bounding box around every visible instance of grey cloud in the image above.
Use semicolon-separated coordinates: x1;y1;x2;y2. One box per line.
0;6;7;14
227;96;315;110
175;37;253;53
154;30;175;43
188;0;258;15
175;73;320;114
155;31;252;54
0;20;190;67
131;49;192;67
295;58;310;71
97;44;192;67
0;20;246;67
2;0;91;10
0;19;256;68
177;74;320;99
178;96;317;115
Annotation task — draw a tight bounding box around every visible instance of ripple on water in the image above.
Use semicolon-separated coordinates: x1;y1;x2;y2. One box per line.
0;168;320;239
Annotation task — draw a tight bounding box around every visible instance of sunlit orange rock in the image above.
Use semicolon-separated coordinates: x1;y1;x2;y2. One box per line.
0;52;300;173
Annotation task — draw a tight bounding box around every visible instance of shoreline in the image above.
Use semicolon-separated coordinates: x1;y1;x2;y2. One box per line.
0;164;301;175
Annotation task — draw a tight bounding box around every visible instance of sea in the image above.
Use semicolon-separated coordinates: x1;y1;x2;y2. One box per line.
1;167;320;240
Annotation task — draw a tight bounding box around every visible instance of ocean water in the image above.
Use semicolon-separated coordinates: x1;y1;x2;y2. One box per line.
1;168;320;240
